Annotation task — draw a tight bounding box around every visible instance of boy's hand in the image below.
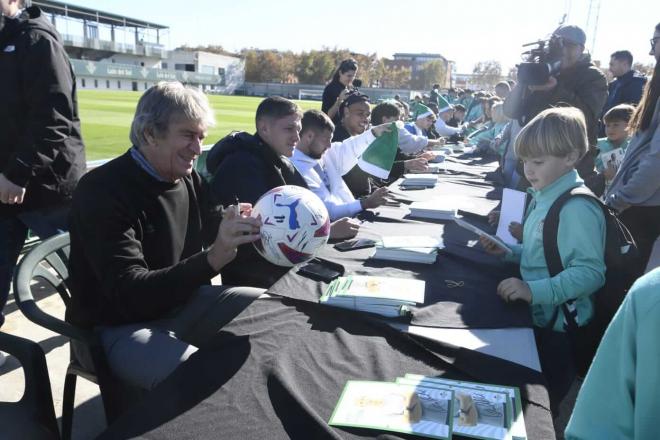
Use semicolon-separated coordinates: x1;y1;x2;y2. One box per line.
603;163;617;180
497;278;532;303
508;222;523;242
479;235;507;256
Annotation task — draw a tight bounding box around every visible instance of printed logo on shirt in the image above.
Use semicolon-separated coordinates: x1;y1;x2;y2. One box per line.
2;45;16;52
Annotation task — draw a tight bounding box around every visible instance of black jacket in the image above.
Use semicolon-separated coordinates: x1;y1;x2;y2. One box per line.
504;55;608;194
207;132;308;288
604;70;647;113
0;6;85;217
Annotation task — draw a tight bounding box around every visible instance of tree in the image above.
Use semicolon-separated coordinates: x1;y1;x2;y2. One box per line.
472;60;502;89
411;60;447;90
507;66;518;82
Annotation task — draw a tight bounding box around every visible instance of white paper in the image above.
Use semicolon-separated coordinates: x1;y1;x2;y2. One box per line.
496;189;526;245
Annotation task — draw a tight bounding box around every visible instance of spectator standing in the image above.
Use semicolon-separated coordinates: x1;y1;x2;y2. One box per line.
605;23;660;279
0;0;86;367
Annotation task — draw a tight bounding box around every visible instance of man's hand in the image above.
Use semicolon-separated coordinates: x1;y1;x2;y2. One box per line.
528;76;558;93
418;151;436;161
497;277;532;304
370;122;393;137
207;203;261;271
361;187;389;209
603;163;617;180
0;173;26;205
404;158;429;172
330;217;360;239
479;235;507;256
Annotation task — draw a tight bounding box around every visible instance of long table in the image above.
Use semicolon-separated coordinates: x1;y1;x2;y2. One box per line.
99;152;555;439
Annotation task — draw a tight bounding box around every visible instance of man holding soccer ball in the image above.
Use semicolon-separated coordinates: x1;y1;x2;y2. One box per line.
67;82;265;390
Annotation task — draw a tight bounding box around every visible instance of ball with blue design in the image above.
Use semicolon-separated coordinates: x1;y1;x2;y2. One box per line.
252;185;331;267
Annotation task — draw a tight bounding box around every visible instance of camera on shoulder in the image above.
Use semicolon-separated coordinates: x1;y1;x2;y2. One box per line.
516;36;564;86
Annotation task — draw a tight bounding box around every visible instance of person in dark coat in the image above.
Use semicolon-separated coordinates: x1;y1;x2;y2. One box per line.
599;50;647;136
503;25;608;195
208;97;359;288
0;1;86;341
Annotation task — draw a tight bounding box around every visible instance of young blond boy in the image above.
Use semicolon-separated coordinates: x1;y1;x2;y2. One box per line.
481;107;607;413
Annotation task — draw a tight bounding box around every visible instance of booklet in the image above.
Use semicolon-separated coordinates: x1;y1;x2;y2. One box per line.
496;189;526;245
329;380;454;439
405;375;527;440
454;217;512;255
598;147;625;175
402;174;439;187
409;200;458;221
320;275;425;317
372;236;442;265
397;377;512;440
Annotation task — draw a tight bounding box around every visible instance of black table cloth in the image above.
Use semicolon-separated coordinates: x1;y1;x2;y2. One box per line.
99;297;554;440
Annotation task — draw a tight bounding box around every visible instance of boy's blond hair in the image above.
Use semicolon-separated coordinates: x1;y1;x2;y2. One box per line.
514;107;587;160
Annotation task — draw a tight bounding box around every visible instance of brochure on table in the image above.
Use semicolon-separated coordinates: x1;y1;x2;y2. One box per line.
329;380;454;439
405;374;527;440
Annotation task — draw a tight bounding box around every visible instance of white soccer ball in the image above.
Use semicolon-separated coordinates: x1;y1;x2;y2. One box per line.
252;185;331;267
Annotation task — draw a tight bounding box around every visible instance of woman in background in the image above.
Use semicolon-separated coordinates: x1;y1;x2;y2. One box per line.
322;58;358;124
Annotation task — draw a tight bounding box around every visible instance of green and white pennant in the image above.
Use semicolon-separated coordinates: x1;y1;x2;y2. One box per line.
357;122;400;179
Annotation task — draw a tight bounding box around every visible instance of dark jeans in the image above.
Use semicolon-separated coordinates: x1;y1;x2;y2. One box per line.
0;207;69;328
99;285;264;390
534;327;576;417
619;205;660;279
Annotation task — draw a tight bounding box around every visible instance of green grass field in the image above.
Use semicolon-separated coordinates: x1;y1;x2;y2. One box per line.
78;90;322;161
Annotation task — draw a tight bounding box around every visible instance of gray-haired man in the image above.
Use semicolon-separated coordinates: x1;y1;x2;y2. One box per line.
67;82;264;389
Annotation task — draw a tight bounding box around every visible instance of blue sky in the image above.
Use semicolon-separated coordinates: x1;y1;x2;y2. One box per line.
62;0;657;72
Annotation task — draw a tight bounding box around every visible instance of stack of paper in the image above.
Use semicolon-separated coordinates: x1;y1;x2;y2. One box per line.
400;174;438;188
409;200;458;220
320;275;425;317
372;236;442;264
330;374;528;440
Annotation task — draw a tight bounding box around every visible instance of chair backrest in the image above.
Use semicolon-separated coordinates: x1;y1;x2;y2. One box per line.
0;331;60;439
13;233;93;345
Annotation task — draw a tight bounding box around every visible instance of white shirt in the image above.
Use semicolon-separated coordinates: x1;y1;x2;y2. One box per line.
399;124;429;154
434;117;464;137
291;129;376;221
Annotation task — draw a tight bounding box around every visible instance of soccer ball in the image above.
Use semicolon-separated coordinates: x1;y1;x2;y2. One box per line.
252;185;331;267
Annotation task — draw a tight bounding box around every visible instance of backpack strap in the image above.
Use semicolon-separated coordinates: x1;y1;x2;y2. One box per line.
542;186;603;331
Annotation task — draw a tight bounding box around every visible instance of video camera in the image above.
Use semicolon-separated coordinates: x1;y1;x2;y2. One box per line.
516;36;564;86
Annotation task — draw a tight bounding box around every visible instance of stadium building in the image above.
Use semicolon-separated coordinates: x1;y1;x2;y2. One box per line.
34;0;245;93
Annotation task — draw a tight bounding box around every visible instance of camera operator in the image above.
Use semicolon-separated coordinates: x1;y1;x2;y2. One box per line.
503;25;608;195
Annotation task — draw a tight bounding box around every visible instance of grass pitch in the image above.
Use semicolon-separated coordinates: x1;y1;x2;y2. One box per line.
78;90;321;161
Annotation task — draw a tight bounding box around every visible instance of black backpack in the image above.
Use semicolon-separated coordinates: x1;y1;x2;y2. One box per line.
542;186;638;376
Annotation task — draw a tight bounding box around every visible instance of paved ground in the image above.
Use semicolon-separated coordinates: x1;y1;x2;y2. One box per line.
1;240;659;439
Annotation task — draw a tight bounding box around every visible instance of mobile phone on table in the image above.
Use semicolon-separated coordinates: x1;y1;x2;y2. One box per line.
297;258;345;282
333;238;377;252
